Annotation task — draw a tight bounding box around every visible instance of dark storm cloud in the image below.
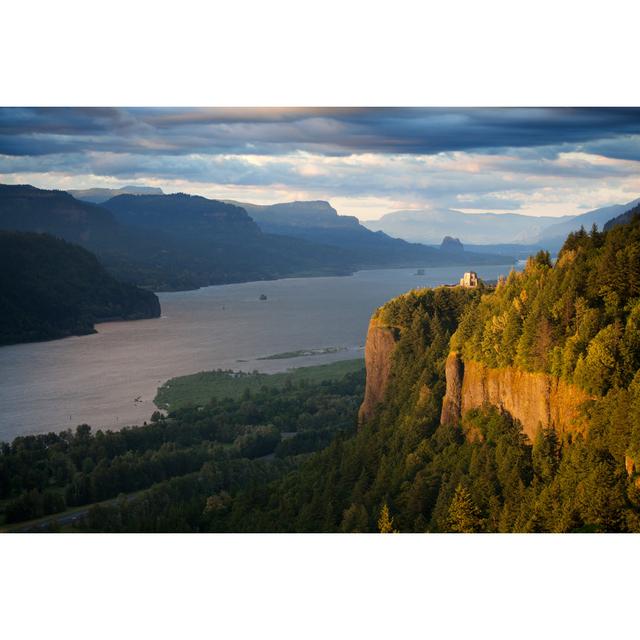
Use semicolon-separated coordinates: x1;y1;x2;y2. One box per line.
582;136;640;162
1;107;640;158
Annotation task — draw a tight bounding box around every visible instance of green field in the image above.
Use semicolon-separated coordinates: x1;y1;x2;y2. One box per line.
154;358;365;410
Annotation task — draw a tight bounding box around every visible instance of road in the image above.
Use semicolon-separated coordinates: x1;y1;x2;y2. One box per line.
3;493;140;533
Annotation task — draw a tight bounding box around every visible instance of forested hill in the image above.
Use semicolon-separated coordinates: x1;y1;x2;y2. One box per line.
0;231;160;346
452;214;640;396
6;212;640;531
205;210;640;532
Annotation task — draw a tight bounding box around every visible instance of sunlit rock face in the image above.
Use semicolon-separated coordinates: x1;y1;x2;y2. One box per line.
440;352;465;427
358;317;398;424
441;352;592;441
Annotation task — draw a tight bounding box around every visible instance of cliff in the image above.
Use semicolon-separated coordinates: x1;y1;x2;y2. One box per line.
358;317;398;423
440;351;465;426
292;211;640;530
440;352;592;441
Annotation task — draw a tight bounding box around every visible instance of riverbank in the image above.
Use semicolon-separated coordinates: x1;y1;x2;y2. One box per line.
0;264;518;441
155;358;364;410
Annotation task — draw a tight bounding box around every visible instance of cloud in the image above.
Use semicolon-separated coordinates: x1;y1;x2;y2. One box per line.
2;107;640;158
581;135;640;162
1;108;640;220
453;195;523;210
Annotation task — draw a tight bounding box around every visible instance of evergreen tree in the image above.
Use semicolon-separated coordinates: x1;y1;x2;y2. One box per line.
448;484;482;532
532;427;560;483
377;502;398;533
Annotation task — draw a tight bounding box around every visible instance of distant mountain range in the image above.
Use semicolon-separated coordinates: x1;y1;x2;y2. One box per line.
364;208;567;245
5;183;637;294
363;198;640;249
67;186;640;251
0;185;513;293
0;185;355;290
228;200;359;230
101;192;358;287
226;199;513;268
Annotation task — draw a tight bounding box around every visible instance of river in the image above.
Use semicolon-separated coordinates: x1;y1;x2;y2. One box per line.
0;264;519;441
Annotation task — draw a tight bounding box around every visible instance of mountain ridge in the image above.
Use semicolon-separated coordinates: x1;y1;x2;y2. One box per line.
364;207;570;244
222;198;515;268
364;197;640;247
0;185;356;290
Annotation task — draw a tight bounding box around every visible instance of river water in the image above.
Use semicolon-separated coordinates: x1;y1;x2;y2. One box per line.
0;265;518;442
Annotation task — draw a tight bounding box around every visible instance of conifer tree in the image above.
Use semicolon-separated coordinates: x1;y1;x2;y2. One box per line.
448;484;482;532
378;502;398;533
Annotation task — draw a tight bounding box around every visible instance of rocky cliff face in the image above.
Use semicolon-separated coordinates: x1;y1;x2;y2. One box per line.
440;352;592;441
358;317;398;424
440;352;465;426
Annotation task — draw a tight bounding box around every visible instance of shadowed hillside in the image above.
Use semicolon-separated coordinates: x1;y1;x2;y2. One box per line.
0;185;355;290
0;231;160;345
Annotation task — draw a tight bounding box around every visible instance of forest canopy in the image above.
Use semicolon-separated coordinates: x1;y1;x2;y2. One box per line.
452;211;640;397
4;208;640;532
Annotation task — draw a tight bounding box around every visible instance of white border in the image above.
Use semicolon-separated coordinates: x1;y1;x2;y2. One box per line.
2;0;640;106
2;534;639;639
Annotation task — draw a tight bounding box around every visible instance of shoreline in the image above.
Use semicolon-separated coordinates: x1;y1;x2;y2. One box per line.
0;263;518;442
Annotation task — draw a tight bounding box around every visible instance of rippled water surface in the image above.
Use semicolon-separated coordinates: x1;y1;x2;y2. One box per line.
0;265;517;441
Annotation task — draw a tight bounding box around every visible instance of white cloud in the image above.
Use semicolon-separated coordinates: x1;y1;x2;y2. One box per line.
2;107;640;220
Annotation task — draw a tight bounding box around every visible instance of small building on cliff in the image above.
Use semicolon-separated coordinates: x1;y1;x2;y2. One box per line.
459;271;478;288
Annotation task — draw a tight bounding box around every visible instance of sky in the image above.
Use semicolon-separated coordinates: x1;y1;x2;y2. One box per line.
1;107;640;220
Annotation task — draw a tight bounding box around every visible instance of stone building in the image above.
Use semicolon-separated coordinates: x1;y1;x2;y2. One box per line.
459;271;478;288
